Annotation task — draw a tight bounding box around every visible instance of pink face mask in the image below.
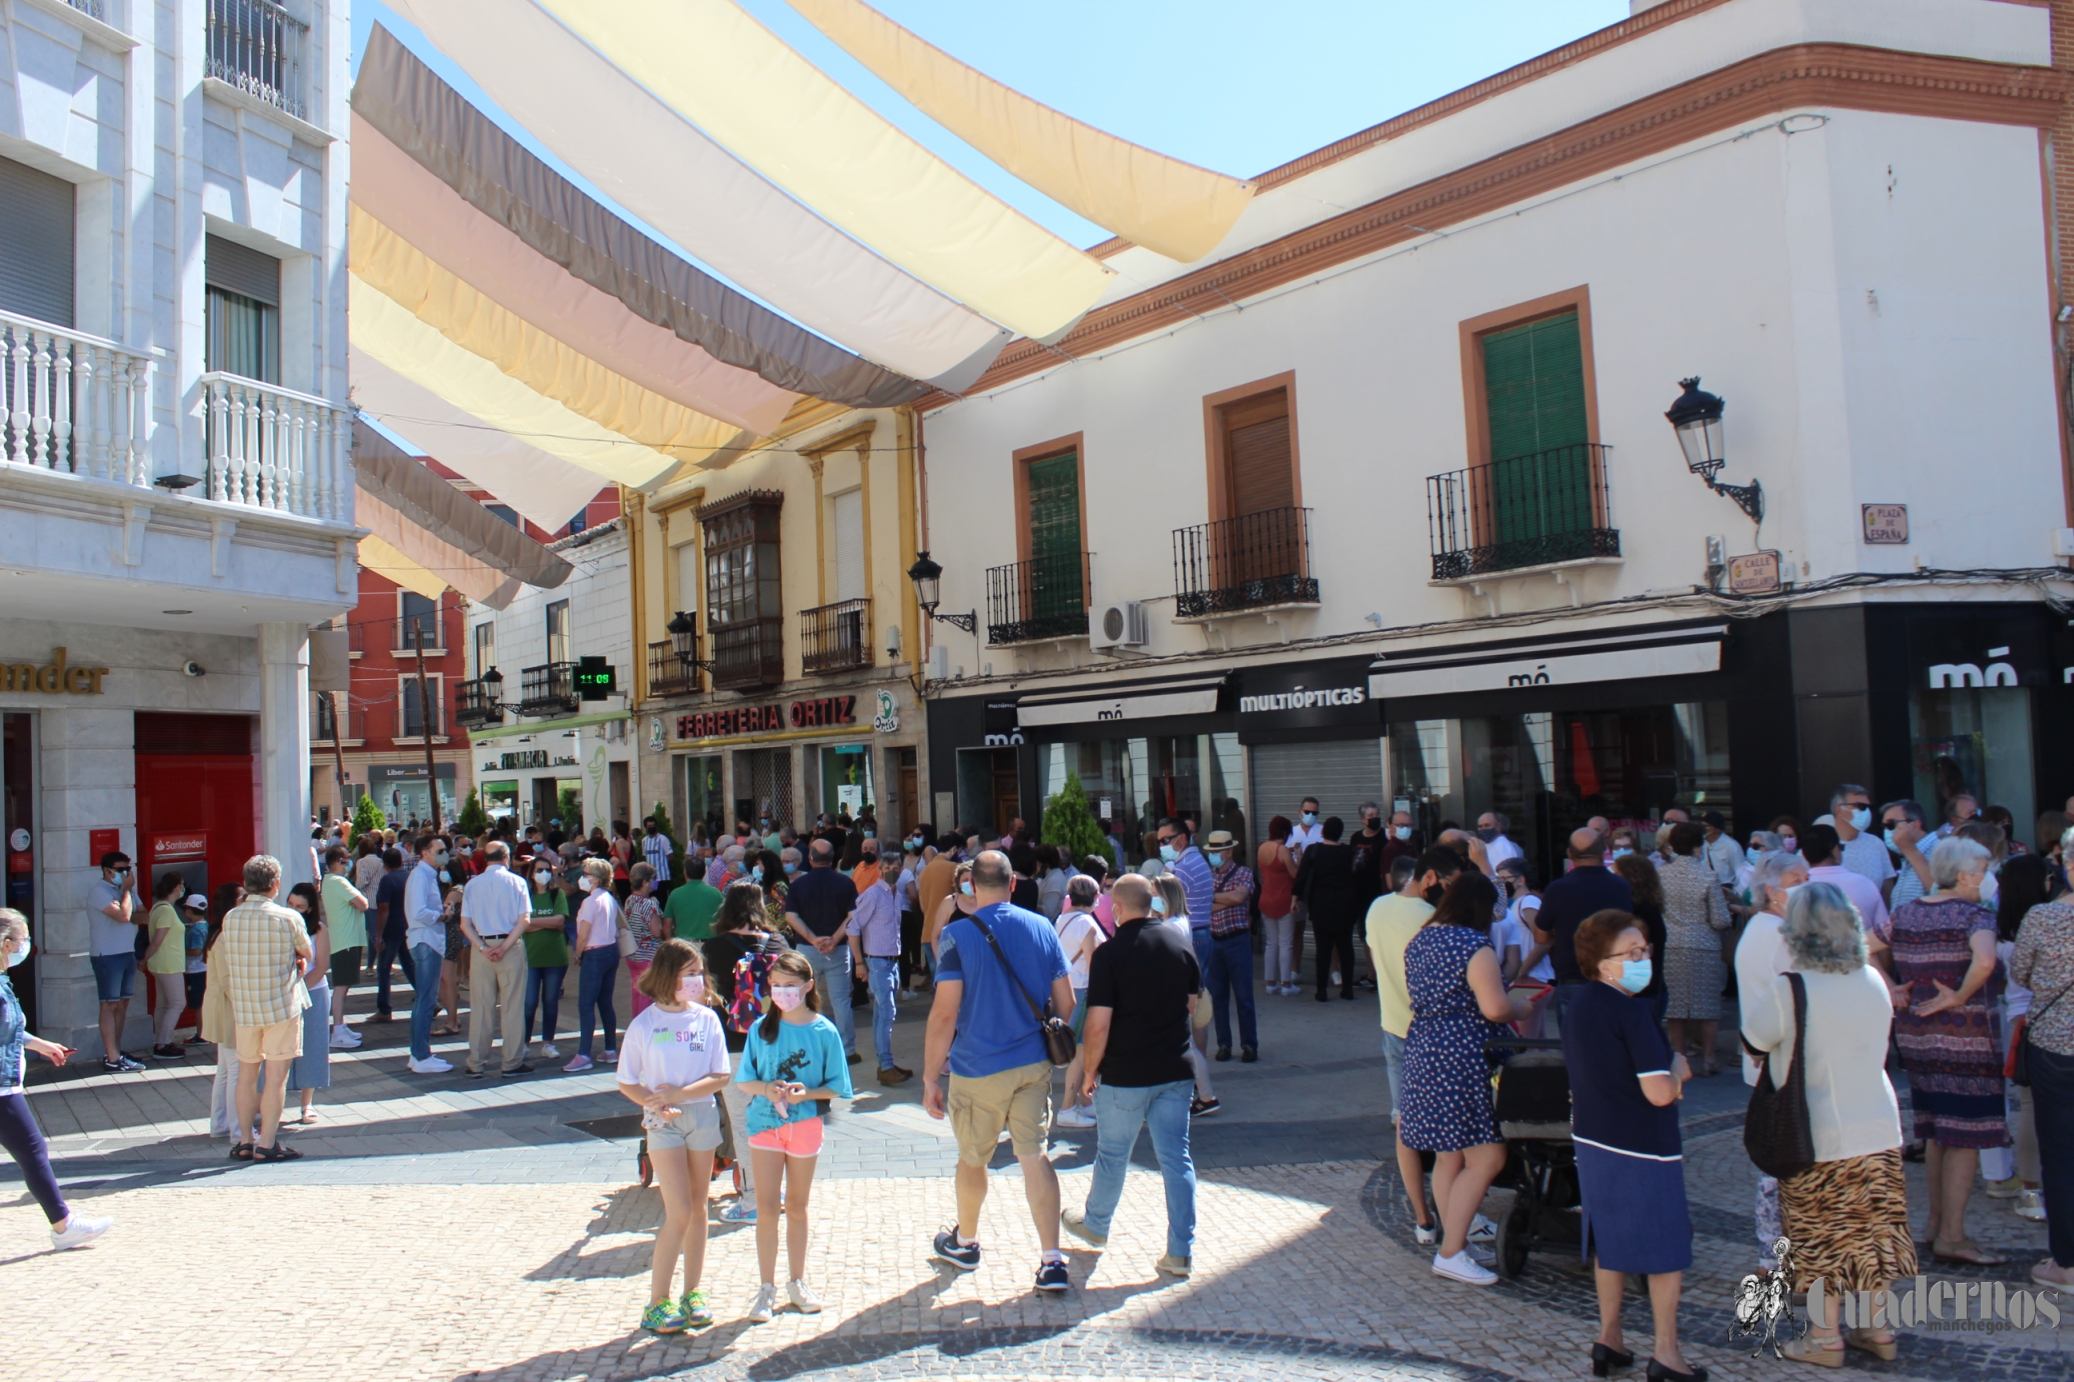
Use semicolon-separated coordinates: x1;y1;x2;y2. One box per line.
769;985;806;1012
678;974;706;1003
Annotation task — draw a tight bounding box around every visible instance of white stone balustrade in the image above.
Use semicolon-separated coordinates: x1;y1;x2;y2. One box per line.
2;310;152;487
201;371;352;522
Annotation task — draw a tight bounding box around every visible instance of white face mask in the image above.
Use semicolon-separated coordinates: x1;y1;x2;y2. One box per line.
678;974;706;1003
579;876;596;893
533;872;550;888
1978;869;2000;906
770;985;806;1012
6;936;28;968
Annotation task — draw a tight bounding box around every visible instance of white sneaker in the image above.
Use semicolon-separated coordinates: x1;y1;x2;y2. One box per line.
539;1043;559;1060
1467;1212;1497;1244
1413;1222;1439;1247
787;1278;824;1314
329;1027;362;1049
1431;1249;1498;1286
2017;1189;2048;1222
50;1215;113;1251
746;1283;777;1323
407;1056;453;1073
1054;1105;1097;1129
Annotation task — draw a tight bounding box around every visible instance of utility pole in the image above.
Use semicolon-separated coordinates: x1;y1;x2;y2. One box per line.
328;689;350;824
412;620;443;832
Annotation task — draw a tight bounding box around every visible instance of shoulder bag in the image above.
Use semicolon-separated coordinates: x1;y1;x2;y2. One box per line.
2009;980;2072;1088
1744;970;1817;1180
968;911;1076;1066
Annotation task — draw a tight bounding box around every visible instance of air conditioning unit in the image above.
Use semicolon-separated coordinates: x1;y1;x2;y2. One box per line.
1089;600;1149;651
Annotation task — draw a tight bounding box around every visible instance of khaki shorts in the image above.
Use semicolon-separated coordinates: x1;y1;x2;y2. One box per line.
947;1060;1052;1166
234;1016;303;1062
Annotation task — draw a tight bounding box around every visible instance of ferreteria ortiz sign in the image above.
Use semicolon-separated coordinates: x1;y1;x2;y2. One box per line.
678;695;858;741
1234;656;1378;741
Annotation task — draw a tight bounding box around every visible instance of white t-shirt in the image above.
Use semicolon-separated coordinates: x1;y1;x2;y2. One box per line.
616;1001;730;1103
1054;909;1101;989
1484;834;1525;871
1288;821;1324;856
1495;897;1553;982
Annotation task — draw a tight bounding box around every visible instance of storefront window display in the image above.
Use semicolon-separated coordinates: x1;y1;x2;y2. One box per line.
676;753;723;840
480;781;519;820
818;743;876;820
1037;733;1245;862
1911;684;2033;835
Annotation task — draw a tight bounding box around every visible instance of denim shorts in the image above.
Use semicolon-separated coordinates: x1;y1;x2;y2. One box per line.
646;1100;722;1153
90;953;137;1002
1381;1028;1406;1121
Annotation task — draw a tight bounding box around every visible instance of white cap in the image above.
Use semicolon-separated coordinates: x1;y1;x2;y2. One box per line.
184;894;209;910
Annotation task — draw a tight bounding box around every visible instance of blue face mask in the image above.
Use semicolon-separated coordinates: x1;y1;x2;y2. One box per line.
1159;844;1179;863
750;866;763;884
1849;807;1871;832
1206;851;1223;867
6;936;28;968
1149;895;1167;915
1611;847;1633;860
784;861;799;875
1618;958;1652;994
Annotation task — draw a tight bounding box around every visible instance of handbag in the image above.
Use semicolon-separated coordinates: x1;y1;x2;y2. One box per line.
968;911;1076;1066
2009;981;2071;1087
1744;971;1818;1180
613;898;637;958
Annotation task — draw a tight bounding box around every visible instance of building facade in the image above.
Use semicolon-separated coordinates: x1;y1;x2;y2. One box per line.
0;0;355;1047
919;0;2074;882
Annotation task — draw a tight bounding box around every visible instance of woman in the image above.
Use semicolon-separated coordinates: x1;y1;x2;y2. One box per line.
1607;827;1641;862
1008;844;1042;913
282;882;330;1126
1889;835;2007;1265
753;849;790;937
1035;844;1072;921
1156;873;1219;1117
706;881;792;1224
1052;875;1105;1130
0;908;113;1250
143;871;190;1058
567;857;623;1073
1657;822;1730;1074
1611;853;1672;1028
522;856;572;1060
625;863;666;1016
1562;908;1700;1380
1768;816;1804;858
1991;856;2051;1222
435;883;468;1037
925;861;976;977
611;820;635;903
1744;883;1917;1365
2010;832;2074;1290
1256;815;1300;995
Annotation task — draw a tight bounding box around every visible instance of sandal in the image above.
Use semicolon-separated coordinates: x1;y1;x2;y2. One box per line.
229;1142;254;1161
1932;1238;2007;1267
1844;1329;1897;1361
253;1141;304;1162
1779;1336;1845;1368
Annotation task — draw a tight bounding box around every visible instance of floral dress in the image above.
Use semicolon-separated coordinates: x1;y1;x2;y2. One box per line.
1889;896;2008;1148
1399;923;1505;1153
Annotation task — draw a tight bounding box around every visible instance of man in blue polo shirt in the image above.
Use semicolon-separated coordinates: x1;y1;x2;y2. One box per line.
1156;818;1213;924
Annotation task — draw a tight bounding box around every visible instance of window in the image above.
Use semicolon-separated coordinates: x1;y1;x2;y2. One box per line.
486;504;518;528
830;489;865;603
473;622;496;677
315;692;339;742
673;541;700;615
0;155;75;327
545;600;571;664
398;591;440;650
1011;440;1087;623
399;676;444;739
701;491;784;687
205;235;280;384
1461;292;1601;551
1203;376;1300;523
569;503;588;536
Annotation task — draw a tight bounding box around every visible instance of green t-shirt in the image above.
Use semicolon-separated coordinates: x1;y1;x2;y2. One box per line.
321;872;367;952
522;889;571;968
145;902;187;974
663;879;723;941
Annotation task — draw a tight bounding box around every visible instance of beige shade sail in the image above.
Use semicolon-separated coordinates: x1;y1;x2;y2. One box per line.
356;532;450;602
783;0;1252;263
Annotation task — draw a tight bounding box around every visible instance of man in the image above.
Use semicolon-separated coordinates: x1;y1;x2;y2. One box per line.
1880;800;1934;909
219;854;313;1159
1699;812;1746;890
1382;808;1419;873
319;846;370;1049
640;817;673;888
1349;804;1390;911
371;846;414;1022
1155;818;1214;927
1829;784;1895;892
86;851;145;1072
1062;873;1199;1278
662;862;723;943
461;840;533;1077
404;833;452;1074
1797;824;1891;942
1201;830;1257;1062
854;852;911;1085
923;850;1076;1291
1294;817;1364;1000
703;842;742;891
784;839;860;1060
1940;793;1979;838
1289;798;1324;856
1476;811;1524;871
1529;828;1633;1029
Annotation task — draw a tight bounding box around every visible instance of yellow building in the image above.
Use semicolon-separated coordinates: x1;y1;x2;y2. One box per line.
629;403;931;840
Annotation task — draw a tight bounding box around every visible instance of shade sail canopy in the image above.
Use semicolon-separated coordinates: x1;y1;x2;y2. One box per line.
355;531;450;602
542;0;1112;341
784;0;1252;263
379;5;1011;388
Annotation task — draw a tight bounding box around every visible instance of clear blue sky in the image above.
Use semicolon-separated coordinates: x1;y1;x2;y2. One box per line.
353;1;1629;251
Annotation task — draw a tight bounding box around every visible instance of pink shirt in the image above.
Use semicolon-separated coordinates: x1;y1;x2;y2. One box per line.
1092;892;1116;936
1803;865;1891;939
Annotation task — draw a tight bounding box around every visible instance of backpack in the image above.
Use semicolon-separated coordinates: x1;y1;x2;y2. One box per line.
728;947;779;1035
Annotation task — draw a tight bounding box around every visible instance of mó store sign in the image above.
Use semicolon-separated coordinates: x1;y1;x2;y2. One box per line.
678;695;857;741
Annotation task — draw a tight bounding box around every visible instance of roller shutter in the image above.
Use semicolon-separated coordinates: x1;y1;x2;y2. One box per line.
0;156;76;327
1247;737;1383;835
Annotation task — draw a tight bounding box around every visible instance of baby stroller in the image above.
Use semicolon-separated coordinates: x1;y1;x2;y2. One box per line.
1484;1036;1581;1279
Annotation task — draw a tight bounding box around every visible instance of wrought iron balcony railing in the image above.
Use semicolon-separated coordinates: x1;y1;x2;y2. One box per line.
648;640;698;698
1172;506;1318;618
312;699;362;745
396;610;444;654
1426;443;1618;581
454;677;504;730
986;552;1090;644
517;662;579;717
206;0;307;120
709;618;784;691
800;599;872;675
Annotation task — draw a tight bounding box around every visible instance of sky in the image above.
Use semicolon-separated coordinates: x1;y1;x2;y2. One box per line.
350;0;1631;252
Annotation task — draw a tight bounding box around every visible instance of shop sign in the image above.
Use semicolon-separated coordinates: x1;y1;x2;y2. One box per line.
372;762;458;781
574;656;617;700
89;828;120;861
677;695;858;742
649;717;666;752
499;750;551;770
1;648;110;695
982;697;1022;747
872;688;899;733
1905;614;2060;691
1727;551;1781;595
1369;625;1726;699
1234;658;1377;737
150;831;207;860
1862;504;1909;544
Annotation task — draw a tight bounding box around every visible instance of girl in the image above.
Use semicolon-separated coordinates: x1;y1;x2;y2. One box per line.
736;950;852;1323
618;939;732;1334
569;858;623;1072
704;881;792;1224
436;883;468;1036
1155;874;1219;1117
282;882;330;1127
1053;875;1105;1129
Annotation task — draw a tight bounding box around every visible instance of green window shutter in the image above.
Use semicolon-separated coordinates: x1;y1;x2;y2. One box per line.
1481;311;1591;547
1024;452;1083;617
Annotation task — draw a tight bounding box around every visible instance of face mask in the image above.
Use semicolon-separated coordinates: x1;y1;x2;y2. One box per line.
678;974;706;1003
1159;844;1179;863
438;870;452;885
1393;826;1411;841
1849;807;1871;832
1979;870;2000;905
1422;884;1445;904
862;830;874;841
1883;827;1901;850
533;872;549;888
6;937;28;968
1779;835;1797;852
432;849;449;868
769;985;806;1012
958;880;974;896
1611;847;1633;860
1206;851;1224;867
750;866;764;884
1476;827;1500;843
1149;895;1167;915
1301;812;1316;825
784;861;799;875
1363;818;1380;832
579;876;596;893
1617;958;1652;994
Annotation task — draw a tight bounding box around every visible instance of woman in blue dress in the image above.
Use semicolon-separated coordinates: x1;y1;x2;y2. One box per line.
1400;869;1527;1286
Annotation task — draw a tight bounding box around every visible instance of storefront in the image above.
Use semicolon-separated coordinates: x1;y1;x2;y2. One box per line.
471;710;640;834
367;762;459;828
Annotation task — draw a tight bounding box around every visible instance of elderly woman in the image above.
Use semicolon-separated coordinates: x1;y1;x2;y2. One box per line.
2010;834;2074;1291
1733;849;1811;1275
1889;835;2006;1266
0;908;114;1249
1658;821;1731;1075
1562;908;1698;1380
1744;882;1915;1365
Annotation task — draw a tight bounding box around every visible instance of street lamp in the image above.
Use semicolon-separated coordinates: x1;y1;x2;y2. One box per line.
666;609;715;672
906;551;975;633
1665;376;1763;526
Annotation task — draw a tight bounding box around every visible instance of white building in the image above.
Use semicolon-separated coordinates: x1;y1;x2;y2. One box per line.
0;0;355;1051
919;0;2074;879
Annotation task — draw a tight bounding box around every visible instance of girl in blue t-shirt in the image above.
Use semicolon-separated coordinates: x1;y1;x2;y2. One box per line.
736;950;853;1323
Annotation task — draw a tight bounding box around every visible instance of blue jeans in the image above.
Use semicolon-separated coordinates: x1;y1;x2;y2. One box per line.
576;946;620;1058
525;964;566;1044
866;955;900;1070
1198;930;1257;1050
375;934;416;1015
804;942;855;1055
1083;1078;1196;1259
2029;1042;2074;1268
409;943;443;1061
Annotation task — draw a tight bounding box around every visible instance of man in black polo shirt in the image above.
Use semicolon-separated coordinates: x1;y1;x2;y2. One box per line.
1530;827;1633;1031
1063;874;1201;1278
783;839;860;1063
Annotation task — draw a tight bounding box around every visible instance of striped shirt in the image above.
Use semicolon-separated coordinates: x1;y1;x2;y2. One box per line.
219;896;312;1028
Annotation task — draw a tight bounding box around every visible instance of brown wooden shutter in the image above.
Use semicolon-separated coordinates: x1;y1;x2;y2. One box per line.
1224;392;1293;518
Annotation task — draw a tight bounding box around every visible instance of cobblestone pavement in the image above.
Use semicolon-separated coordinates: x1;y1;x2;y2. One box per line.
4;964;2064;1380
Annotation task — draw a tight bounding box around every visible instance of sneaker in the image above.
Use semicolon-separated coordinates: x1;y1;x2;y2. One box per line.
719;1202;758;1224
679;1289;714;1328
1156;1253;1192;1278
49;1215;113;1251
1061;1208;1107;1248
407;1056;453;1073
102;1054;146;1073
786;1278;824;1313
640;1300;687;1334
600;1049;618;1064
1466;1242;1498;1266
1432;1249;1498;1286
539;1043;559;1059
564;1055;595;1073
150;1043;186;1060
1054;1104;1097;1129
1240;1045;1258;1063
1468;1212;1497;1244
746;1283;777;1323
1034;1257;1071;1292
1986;1176;2022;1200
932;1227;982;1271
2033;1257;2074;1289
328;1027;362;1049
2017;1190;2048;1222
1189;1096;1220;1117
1413;1222;1439;1247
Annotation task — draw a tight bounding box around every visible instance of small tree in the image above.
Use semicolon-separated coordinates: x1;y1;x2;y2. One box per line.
1040;771;1114;869
556;785;584;836
454;788;489;839
348;793;386;849
647;800;684;878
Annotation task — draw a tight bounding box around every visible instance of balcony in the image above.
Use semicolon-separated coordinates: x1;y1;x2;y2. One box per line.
647;640;698;699
202;372;352;522
1172;506;1318;619
709;617;784;692
987;552;1090;645
311;700;363;746
454;678;504;730
1426;444;1619;582
800;599;872;675
3;311;153;488
516;662;580;717
206;0;307;121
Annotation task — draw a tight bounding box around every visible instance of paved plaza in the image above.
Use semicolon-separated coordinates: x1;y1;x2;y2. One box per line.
3;963;2064;1382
